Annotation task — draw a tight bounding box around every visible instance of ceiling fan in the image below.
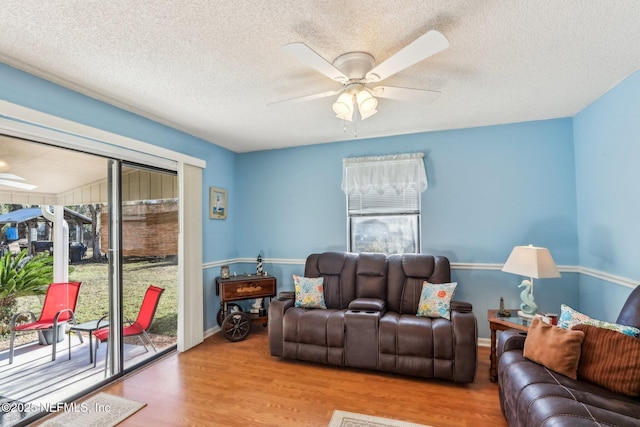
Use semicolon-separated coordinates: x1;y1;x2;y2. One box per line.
272;30;449;121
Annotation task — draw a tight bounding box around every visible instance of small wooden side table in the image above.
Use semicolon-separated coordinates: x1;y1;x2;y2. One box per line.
215;274;276;341
487;309;530;382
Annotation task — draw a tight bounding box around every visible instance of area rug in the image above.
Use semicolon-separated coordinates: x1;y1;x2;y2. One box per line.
38;392;146;427
0;396;26;427
329;410;433;427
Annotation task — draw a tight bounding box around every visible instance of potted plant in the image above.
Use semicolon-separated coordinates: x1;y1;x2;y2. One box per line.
0;249;53;337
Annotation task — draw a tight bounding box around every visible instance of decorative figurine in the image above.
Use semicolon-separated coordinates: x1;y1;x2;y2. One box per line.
518;281;538;318
221;265;230;279
256;254;263;275
251;298;263;314
498;296;510;317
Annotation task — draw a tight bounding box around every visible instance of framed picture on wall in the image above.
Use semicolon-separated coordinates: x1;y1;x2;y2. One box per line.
210;187;227;219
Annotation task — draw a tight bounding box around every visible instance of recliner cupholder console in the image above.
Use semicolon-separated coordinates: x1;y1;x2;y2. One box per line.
345;305;383;370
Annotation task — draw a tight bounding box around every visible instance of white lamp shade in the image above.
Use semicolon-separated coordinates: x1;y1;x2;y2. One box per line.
359;108;378;120
332;93;354;121
502;245;561;279
356;90;378;115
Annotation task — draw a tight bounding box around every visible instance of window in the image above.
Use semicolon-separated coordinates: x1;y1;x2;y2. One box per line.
343;153;427;254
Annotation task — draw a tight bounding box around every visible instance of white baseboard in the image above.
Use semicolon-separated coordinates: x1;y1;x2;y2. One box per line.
478;337;490;347
204;325;220;339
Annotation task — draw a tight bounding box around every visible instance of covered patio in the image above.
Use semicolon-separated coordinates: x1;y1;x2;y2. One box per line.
0;334;160;425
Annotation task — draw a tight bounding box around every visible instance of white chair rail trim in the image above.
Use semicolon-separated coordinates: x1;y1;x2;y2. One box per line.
203;259;637;290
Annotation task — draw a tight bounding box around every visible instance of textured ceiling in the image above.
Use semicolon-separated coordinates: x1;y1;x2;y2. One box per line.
1;1;639;153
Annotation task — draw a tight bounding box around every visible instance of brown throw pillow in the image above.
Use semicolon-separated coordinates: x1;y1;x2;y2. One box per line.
572;324;640;396
523;317;585;379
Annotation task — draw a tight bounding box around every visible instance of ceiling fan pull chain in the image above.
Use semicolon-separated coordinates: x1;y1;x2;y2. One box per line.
354;115;357;138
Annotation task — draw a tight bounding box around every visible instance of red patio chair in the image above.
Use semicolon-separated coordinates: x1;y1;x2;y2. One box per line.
93;285;164;368
9;281;83;364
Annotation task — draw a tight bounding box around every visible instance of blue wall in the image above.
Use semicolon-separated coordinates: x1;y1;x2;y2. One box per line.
2;58;638;339
237;120;578;263
573;70;640;321
236;119;580;337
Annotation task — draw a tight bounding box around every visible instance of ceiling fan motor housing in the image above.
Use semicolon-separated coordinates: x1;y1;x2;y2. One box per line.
333;52;376;81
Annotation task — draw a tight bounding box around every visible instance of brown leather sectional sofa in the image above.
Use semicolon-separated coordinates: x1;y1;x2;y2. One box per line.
268;251;478;383
497;285;640;426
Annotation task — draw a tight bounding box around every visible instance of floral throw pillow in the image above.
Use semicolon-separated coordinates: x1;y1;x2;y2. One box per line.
557;304;590;329
293;275;326;309
417;282;457;320
558;304;640;337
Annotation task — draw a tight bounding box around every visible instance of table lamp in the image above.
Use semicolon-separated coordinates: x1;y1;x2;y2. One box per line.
501;244;560;318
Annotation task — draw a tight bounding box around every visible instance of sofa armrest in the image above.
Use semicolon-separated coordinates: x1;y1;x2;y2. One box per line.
268;294;294;357
497;328;527;360
450;308;478;383
348;298;386;313
451;300;473;313
277;291;295;300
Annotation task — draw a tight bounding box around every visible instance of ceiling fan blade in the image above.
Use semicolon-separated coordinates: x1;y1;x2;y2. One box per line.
371;86;441;103
0;178;37;190
366;30;449;82
268;89;343;106
282;42;349;83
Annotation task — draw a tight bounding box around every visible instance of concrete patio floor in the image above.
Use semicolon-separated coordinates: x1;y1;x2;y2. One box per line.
0;332;164;426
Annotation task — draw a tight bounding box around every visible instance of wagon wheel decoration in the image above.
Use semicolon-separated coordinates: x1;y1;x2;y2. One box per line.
216;303;242;326
221;311;251;342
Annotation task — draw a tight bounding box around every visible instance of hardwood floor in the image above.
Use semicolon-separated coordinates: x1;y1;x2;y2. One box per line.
63;324;507;427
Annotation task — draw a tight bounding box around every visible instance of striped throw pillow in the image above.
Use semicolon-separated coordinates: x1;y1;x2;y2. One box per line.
572;324;640;396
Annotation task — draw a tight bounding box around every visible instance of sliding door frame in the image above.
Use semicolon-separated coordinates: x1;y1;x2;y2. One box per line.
0;101;206;355
107;159;124;376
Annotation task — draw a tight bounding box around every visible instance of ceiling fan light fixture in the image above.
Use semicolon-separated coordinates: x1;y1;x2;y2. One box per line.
356;90;378;116
332;92;354;121
359;108;378;120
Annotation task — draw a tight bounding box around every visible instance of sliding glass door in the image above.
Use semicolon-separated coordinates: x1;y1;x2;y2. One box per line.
0;136;178;426
119;163;178;372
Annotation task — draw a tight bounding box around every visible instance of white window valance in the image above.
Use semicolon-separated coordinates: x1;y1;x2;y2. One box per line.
341;153;428;195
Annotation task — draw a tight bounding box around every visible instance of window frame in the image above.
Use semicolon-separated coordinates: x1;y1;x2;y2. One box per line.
343;153;426;255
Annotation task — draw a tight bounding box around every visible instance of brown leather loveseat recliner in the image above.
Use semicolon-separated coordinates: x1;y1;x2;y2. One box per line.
497;285;640;426
268;252;478;383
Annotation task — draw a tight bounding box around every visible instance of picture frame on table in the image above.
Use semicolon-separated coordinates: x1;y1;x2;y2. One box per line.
210;187;227;219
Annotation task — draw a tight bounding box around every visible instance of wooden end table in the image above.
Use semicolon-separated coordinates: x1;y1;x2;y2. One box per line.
488;309;530;382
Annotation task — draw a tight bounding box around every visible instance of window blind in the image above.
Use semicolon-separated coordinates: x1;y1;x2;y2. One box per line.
342;153;427;215
347;186;420;215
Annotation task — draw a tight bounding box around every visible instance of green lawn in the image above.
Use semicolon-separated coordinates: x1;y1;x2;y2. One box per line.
8;258;178;339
